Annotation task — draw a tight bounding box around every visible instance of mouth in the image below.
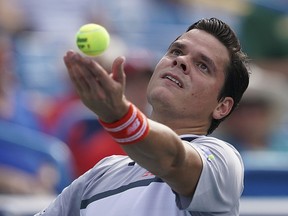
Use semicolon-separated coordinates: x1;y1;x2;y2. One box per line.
163;75;183;88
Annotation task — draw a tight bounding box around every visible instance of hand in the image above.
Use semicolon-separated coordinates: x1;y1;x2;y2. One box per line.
63;51;130;123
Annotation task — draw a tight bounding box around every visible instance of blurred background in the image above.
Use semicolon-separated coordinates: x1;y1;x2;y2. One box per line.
0;0;287;215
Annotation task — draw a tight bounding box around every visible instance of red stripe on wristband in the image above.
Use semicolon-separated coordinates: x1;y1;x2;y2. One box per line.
100;104;135;130
99;104;150;145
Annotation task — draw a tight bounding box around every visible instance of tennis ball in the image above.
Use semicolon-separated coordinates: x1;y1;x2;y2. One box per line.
76;23;110;56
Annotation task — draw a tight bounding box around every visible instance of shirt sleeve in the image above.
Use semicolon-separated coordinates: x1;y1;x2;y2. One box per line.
34;174;87;216
34;156;122;216
175;137;244;213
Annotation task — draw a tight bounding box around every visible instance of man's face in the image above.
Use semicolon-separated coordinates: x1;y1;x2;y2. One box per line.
147;29;230;131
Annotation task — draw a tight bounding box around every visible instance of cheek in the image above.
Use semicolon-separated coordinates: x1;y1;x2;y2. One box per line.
146;74;156;96
154;56;172;71
193;79;221;101
146;61;166;96
189;81;221;114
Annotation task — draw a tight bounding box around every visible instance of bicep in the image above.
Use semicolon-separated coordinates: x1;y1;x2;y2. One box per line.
162;142;203;197
122;120;203;197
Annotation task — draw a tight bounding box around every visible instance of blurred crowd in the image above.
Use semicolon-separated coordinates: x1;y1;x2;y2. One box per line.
0;0;288;197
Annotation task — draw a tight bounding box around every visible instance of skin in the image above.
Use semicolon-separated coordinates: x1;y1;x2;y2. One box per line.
63;29;233;197
147;29;233;134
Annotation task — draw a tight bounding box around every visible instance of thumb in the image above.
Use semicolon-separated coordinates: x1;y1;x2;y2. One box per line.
112;56;126;84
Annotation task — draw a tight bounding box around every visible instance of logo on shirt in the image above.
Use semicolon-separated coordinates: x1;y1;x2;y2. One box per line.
142;171;154;177
200;146;215;162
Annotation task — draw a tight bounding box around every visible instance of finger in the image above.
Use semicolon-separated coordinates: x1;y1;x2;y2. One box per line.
80;57;111;88
63;50;77;69
64;52;96;94
112;56;126;85
63;51;83;89
72;63;92;93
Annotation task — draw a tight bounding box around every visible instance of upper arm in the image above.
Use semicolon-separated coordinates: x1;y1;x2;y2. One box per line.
184;140;244;212
161;141;203;197
122;120;203;197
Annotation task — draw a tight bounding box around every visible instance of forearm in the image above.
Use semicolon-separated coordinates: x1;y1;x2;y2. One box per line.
63;52;202;197
121;120;186;178
119;118;203;197
98;102;187;179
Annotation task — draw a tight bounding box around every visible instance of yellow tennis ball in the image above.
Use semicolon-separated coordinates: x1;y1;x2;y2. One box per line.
76;23;110;56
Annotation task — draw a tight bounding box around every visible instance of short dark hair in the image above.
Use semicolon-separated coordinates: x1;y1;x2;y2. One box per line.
187;18;250;135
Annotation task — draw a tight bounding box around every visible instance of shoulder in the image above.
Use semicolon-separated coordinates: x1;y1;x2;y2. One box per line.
95;155;130;166
180;135;244;212
181;135;243;176
89;155;132;172
184;135;241;161
191;135;235;149
80;155;131;181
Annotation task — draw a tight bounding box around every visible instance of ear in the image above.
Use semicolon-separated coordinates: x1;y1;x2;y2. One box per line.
212;97;234;120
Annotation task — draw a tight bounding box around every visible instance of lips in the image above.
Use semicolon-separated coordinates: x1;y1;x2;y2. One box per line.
163;74;183;88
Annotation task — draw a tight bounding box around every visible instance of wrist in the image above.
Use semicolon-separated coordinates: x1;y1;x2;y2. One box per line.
99;103;150;145
98;101;130;123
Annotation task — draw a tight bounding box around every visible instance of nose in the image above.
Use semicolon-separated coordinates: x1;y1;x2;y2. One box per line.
172;57;189;74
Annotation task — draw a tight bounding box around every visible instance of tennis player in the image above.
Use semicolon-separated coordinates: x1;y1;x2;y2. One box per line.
36;17;250;216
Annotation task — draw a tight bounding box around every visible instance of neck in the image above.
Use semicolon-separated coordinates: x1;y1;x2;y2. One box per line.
150;111;208;136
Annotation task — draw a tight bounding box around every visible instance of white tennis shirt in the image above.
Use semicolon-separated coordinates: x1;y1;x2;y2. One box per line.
35;134;244;216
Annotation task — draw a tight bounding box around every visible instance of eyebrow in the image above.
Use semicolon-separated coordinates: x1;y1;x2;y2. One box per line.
168;41;186;51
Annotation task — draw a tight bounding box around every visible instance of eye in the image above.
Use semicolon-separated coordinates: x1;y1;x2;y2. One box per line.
196;62;209;73
170;48;182;56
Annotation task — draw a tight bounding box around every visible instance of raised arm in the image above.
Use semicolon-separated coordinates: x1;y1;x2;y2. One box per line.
63;51;202;197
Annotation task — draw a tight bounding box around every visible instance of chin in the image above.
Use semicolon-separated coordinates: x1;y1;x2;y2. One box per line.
148;87;174;110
